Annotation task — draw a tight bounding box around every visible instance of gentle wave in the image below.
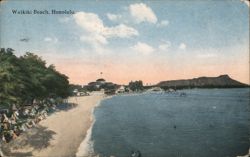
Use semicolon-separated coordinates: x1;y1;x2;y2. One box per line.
76;108;96;157
76;96;113;157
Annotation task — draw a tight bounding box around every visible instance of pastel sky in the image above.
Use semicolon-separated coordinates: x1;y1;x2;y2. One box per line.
0;0;249;85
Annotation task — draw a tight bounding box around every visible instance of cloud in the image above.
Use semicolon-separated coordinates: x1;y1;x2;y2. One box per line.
240;0;250;7
44;37;58;43
129;3;157;24
73;12;104;34
44;37;52;42
132;42;155;55
103;24;138;38
80;34;108;45
157;20;169;27
107;13;122;21
179;43;186;50
73;11;138;46
158;41;171;51
107;3;169;27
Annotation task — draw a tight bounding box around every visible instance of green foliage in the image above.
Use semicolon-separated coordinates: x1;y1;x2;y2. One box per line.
0;48;70;108
84;83;99;92
128;80;144;91
103;83;117;95
0;48;28;106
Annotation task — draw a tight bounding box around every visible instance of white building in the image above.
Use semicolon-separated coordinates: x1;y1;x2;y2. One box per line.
116;85;125;93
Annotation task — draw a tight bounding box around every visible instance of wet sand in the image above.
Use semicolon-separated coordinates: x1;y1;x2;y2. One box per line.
2;93;105;157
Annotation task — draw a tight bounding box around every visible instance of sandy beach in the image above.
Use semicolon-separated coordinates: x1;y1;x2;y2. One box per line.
2;93;105;157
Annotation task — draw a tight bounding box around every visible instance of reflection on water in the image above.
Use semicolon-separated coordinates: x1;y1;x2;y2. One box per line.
92;88;250;157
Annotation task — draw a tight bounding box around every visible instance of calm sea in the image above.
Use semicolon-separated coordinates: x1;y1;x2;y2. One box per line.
88;88;250;157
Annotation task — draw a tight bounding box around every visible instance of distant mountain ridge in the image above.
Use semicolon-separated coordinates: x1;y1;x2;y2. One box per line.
157;75;248;89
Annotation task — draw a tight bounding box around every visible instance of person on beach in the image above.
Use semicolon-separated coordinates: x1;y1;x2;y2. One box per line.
0;149;4;157
2;114;9;123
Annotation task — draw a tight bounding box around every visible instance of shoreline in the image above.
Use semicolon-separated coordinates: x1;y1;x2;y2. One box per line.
75;109;96;157
76;94;113;157
2;93;105;157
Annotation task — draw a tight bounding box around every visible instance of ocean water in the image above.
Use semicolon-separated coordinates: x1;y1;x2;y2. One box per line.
86;89;250;157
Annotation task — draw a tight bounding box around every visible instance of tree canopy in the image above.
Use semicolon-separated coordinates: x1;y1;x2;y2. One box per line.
0;48;70;108
128;80;144;91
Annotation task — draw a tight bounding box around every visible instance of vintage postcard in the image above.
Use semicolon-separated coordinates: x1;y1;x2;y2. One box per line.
0;0;249;157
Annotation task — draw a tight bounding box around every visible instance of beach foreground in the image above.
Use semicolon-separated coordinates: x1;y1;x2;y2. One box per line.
2;93;105;157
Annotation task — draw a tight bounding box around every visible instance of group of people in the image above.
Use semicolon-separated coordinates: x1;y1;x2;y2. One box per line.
0;99;58;144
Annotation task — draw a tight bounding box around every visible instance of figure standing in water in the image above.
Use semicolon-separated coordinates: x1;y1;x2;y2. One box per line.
131;150;141;157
